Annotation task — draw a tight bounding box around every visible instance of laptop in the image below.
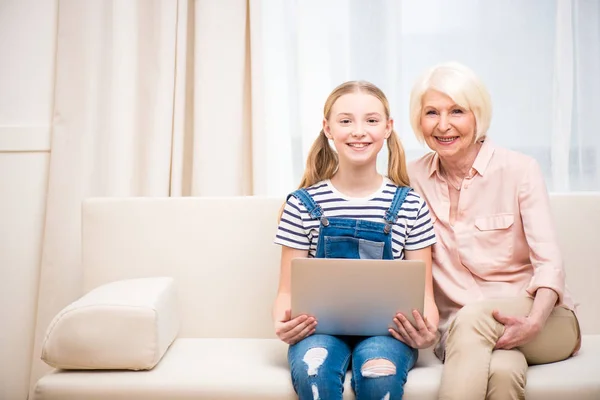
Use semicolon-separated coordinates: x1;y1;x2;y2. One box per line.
291;258;425;336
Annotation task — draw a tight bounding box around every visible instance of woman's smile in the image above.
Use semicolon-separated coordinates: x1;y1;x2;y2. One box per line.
434;136;459;145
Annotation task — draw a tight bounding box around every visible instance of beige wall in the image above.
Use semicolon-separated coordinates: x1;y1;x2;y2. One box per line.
0;1;57;399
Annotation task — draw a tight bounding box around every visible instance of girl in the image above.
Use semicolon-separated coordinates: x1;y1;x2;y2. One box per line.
273;81;438;400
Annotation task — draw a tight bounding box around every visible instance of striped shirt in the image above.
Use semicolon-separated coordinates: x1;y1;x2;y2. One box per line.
275;178;436;259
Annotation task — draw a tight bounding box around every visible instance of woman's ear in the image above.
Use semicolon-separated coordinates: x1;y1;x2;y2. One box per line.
323;118;332;139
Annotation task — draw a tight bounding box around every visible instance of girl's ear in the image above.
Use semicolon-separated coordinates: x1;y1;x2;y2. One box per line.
385;118;394;139
323;118;332;139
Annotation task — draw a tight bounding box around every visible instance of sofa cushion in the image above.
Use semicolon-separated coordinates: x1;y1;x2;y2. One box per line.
41;277;179;370
34;335;600;400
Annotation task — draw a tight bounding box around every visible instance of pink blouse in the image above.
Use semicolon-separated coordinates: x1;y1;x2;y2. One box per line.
408;140;577;342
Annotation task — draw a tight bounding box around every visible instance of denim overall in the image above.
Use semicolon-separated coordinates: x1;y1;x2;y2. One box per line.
286;185;419;400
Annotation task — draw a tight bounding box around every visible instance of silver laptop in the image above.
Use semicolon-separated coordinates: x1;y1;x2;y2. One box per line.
291;258;425;336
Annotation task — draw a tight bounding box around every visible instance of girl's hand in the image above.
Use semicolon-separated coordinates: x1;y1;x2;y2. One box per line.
275;309;317;345
390;310;438;349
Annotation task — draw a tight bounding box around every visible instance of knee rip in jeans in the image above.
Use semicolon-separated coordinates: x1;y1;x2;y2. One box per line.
302;347;328;376
360;358;396;378
311;383;320;400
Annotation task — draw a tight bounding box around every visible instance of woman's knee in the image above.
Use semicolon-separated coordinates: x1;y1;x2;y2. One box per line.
454;302;493;324
449;301;500;339
487;350;527;399
489;362;526;388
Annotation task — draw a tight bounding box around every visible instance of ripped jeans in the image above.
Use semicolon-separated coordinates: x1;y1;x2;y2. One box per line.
289;334;417;400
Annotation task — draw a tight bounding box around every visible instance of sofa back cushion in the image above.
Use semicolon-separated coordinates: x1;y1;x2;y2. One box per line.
83;197;283;339
81;195;600;338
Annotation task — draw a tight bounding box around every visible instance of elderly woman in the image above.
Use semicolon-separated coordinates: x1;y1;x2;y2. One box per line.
400;62;580;400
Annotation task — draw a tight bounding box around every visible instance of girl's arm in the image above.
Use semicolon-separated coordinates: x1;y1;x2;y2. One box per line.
273;246;309;321
272;246;316;344
404;246;439;328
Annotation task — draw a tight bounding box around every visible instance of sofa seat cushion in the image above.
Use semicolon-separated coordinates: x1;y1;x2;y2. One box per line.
34;336;600;400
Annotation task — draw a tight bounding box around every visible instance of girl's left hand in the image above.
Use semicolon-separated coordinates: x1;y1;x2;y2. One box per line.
390;310;438;349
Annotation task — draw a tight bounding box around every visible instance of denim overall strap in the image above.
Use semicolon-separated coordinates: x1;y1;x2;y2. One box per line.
383;186;412;234
288;188;327;223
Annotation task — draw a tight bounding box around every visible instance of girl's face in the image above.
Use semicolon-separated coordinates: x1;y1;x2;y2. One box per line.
419;89;477;160
323;92;392;168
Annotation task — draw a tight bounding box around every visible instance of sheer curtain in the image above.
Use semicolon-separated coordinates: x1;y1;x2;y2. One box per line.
253;0;600;195
29;0;252;392
27;0;599;395
571;0;600;191
250;0;403;195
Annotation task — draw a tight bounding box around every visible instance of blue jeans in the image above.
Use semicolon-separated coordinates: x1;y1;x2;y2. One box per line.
287;185;416;398
289;334;418;400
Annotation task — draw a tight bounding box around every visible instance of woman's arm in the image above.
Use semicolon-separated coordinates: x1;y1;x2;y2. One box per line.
519;159;564;322
493;287;558;349
494;159;563;349
527;287;558;328
404;247;439;328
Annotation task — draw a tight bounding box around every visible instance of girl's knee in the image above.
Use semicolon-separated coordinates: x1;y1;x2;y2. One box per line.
360;358;396;378
290;345;332;380
291;348;342;400
303;347;329;376
354;358;408;400
289;340;348;400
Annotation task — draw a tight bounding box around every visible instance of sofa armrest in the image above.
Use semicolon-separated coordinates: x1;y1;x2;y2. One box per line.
41;277;180;370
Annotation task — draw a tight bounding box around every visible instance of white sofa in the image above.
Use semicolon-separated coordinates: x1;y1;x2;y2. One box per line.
33;195;600;400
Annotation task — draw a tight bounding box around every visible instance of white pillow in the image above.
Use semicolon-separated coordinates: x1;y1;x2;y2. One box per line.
41;277;179;370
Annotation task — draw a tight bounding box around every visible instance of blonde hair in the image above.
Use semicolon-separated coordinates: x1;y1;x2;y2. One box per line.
409;61;492;143
279;81;410;219
299;80;410;189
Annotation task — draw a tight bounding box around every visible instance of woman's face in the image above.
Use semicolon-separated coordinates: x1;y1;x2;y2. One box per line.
324;92;392;167
419;89;477;159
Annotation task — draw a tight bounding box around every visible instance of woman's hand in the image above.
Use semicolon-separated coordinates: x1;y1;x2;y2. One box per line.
390;309;438;349
493;310;542;350
275;309;317;345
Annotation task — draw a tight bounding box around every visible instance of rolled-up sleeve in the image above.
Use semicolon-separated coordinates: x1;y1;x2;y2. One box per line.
519;159;566;304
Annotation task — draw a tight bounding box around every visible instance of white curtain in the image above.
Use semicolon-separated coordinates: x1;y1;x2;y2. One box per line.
30;0;252;392
250;0;404;195
253;0;600;194
570;0;600;191
28;0;599;395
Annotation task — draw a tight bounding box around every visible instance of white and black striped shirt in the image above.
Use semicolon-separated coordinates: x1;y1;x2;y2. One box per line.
275;178;436;259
